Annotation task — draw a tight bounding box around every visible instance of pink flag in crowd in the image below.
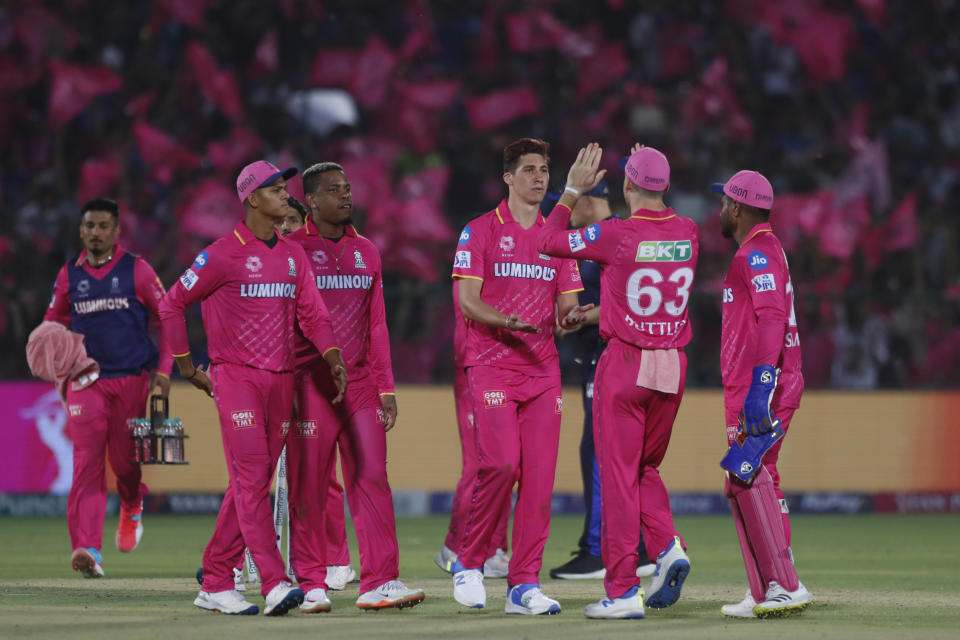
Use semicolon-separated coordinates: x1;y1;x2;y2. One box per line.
883;191;918;251
154;0;206;28
207;127;263;176
350;37;397;109
819;194;869;259
14;5;77;61
310;49;356;87
505;11;565;53
77;156;122;204
175;179;242;241
251;29;278;76
576;42;629;100
48;61;123;127
466;86;540;130
133;121;202;184
186;43;244;121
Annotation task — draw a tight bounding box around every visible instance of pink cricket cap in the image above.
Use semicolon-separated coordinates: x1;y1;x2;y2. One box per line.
710;170;774;209
618;146;670;192
236;160;298;203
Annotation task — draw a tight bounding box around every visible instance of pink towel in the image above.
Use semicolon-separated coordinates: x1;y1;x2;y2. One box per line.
636;348;681;394
26;321;100;402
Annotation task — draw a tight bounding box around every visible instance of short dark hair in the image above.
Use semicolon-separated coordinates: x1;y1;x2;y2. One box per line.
287;197;308;223
503;138;550;174
80;198;119;222
302;162;345;196
737;200;772;221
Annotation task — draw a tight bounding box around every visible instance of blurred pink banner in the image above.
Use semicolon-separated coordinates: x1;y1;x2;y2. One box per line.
186;43;244;121
466;86;540;130
48;61;123;127
0;383;73;495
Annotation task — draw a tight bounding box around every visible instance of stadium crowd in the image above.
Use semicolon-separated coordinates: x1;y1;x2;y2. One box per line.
2;0;959;387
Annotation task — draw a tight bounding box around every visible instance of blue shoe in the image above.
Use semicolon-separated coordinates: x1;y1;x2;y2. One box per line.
505;583;561;615
644;536;690;609
584;585;645;619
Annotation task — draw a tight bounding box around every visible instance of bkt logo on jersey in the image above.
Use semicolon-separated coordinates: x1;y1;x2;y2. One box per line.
484;390;506;408
635;240;692;262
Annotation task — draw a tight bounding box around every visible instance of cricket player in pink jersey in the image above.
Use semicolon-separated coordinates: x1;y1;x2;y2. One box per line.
711;170;815;618
159;160;347;617
44;198;172;578
434;280;511;579
538;144;697;619
284;162;424;612
449;138;591;615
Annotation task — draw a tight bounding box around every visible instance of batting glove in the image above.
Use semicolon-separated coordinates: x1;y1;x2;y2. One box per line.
740;365;779;436
720;423;784;483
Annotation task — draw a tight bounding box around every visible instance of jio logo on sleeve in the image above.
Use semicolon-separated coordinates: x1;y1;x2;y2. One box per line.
748;251;768;270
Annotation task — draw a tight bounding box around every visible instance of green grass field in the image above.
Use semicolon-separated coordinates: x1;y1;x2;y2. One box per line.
2;513;959;638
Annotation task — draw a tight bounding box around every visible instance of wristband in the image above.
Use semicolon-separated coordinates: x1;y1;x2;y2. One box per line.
505;316;513;329
184;369;198;380
564;186;581;197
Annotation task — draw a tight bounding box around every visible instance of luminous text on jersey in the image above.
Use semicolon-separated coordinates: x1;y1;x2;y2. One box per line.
635;240;693;262
316;274;373;290
493;262;557;281
239;283;297;298
73;297;131;314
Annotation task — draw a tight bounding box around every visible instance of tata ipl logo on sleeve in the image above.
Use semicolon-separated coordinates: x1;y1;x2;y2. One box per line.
635;240;693;262
454;250;471;269
568;230;586;253
179;269;199;291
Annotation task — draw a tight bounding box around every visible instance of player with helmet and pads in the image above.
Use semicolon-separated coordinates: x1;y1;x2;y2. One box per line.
449;137;590;614
44;197;172;578
284;162;424;612
159;160;347;616
711;169;815;618
538;143;697;619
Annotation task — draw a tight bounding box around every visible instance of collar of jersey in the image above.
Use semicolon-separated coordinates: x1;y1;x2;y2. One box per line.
628;207;675;221
742;222;773;246
495;199;544;226
303;218;359;239
233;220;286;246
75;245;127;268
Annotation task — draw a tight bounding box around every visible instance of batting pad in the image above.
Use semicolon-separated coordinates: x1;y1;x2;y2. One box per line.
731;467;799;592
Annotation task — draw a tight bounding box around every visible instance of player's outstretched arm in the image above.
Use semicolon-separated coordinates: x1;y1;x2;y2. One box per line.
457;277;539;333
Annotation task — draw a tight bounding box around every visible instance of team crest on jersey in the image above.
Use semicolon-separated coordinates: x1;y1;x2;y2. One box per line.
752;273;776;292
312;250;328;266
296;420;318;438
555;397;563;414
245;256;263;273
231;410;256;429
484;390;506;408
68;404;83;417
288;256;297;277
77;279;90;296
354;249;366;269
499;236;515;253
110;276;120;292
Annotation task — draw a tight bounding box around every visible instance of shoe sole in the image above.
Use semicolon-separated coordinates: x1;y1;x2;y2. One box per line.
644;560;690;609
721;608;756;619
754;598;814;619
551;569;606;580
357;593;425;610
194;600;259;615
584;612;644;620
300;602;332;613
71;552;102;579
264;589;304;616
505;605;562;615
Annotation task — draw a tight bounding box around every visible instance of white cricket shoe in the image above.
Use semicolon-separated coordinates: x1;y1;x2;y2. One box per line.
325;564;357;591
233;567;246;592
721;589;757;618
636;563;656;578
753;581;815;618
644;536;690;609
584;585;645;619
451;560;486;609
300;587;332;613
356;580;425;610
71;548;104;578
434;545;457;573
193;589;258;615
263;581;304;616
483;548;510;578
505;583;561;615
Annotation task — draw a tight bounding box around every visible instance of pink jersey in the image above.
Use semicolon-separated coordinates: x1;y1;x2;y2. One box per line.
45;246;173;376
453;280;467;369
721;223;803;409
288;220;394;394
537;204;700;350
158;220;337;372
452;199;583;372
